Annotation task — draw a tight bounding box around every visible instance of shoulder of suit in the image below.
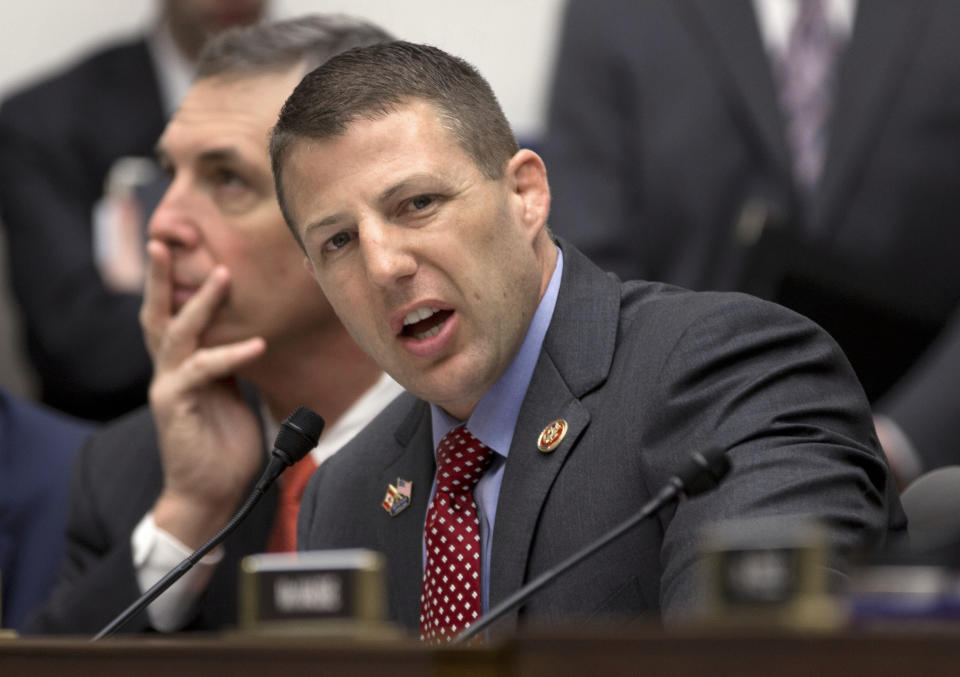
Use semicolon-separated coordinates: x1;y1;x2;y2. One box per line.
1;37;151;114
317;392;424;472
79;405;158;474
617;281;817;344
621;278;799;315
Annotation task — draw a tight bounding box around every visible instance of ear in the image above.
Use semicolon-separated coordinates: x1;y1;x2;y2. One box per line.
505;149;551;243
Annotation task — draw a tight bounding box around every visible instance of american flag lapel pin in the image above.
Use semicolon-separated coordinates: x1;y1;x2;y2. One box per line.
381;478;413;516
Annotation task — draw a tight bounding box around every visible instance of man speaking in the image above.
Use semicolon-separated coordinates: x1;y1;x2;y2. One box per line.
269;42;905;642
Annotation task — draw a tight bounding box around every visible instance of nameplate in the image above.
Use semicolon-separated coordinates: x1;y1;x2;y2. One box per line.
698;517;841;629
239;549;387;635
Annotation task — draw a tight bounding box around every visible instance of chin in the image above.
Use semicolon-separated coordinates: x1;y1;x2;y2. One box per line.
407;373;481;418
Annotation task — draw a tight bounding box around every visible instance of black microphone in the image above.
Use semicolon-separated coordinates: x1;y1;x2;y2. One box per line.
92;406;325;641
453;447;731;644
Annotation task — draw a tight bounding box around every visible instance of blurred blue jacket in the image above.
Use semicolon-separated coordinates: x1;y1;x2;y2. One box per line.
0;388;94;630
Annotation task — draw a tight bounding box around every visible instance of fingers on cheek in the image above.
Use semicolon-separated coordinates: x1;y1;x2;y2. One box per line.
182;338;266;384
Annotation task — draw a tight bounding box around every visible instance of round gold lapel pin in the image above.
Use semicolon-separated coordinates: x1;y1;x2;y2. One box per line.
537;419;568;453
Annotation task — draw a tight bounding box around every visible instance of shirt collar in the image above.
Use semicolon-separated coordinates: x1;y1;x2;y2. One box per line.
431;246;564;458
752;0;857;57
261;372;405;466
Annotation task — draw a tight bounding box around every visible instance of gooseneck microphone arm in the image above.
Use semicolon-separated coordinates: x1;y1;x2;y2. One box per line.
92;407;325;641
453;448;731;644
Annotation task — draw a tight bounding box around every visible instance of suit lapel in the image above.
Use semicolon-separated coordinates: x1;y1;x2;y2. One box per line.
378;398;435;630
488;242;621;632
815;0;927;233
680;0;792;180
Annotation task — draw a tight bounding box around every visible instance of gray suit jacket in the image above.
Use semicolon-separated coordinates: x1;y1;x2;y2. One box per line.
299;241;905;637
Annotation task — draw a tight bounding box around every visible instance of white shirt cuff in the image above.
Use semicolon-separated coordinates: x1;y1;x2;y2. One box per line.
131;511;223;632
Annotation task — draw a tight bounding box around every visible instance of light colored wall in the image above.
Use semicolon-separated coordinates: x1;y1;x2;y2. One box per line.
0;0;565;139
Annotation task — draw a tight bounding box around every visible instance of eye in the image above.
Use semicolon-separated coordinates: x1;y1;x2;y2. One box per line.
208;165;260;214
213;167;246;188
410;194;434;210
398;193;441;220
323;230;356;252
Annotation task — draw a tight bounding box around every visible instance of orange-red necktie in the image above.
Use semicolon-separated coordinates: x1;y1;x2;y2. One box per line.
266;454;318;553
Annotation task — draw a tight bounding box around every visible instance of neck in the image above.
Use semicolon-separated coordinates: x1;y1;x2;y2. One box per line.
242;329;383;429
535;235;560;301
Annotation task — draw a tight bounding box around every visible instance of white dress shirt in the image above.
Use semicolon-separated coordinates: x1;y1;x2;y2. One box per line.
752;0;857;57
145;17;196;117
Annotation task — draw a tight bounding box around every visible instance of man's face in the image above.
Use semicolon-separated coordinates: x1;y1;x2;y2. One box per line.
150;69;336;349
281;100;553;419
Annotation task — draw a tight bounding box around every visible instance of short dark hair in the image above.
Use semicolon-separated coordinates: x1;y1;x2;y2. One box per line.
270;41;520;237
195;14;393;81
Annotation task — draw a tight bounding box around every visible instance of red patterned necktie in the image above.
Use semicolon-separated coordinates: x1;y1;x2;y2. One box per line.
420;425;493;643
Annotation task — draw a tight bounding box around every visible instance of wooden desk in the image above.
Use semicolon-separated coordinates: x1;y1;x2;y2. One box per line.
510;628;960;677
3;627;960;677
0;634;500;677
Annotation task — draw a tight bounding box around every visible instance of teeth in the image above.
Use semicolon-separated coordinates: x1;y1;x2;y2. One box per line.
403;306;439;326
414;324;443;340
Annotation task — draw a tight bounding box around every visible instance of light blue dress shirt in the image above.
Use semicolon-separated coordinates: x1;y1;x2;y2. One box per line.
428;247;563;612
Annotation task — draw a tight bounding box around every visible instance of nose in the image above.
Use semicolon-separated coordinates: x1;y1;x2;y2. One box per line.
147;176;203;249
360;218;418;288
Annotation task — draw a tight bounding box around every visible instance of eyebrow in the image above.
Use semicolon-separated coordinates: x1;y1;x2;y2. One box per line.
378;173;437;203
305;213;350;233
196;148;244;165
154;143;245;167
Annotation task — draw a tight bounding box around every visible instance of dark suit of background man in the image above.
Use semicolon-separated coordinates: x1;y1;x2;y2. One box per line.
0;0;266;421
540;0;960;483
24;15;398;636
269;41;905;642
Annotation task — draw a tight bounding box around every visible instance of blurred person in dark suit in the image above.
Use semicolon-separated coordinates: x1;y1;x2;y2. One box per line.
0;387;93;631
0;0;267;421
23;15;400;636
541;0;960;484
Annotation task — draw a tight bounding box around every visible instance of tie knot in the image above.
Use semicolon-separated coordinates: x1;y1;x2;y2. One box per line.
435;425;492;495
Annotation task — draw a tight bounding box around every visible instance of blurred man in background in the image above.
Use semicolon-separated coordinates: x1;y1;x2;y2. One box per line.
25;14;399;635
0;0;268;421
541;0;960;485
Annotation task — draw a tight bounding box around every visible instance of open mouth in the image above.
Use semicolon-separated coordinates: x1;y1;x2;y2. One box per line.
401;306;454;340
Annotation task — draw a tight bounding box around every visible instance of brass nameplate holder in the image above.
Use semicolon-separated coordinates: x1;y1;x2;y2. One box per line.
238;549;393;637
697;516;841;630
